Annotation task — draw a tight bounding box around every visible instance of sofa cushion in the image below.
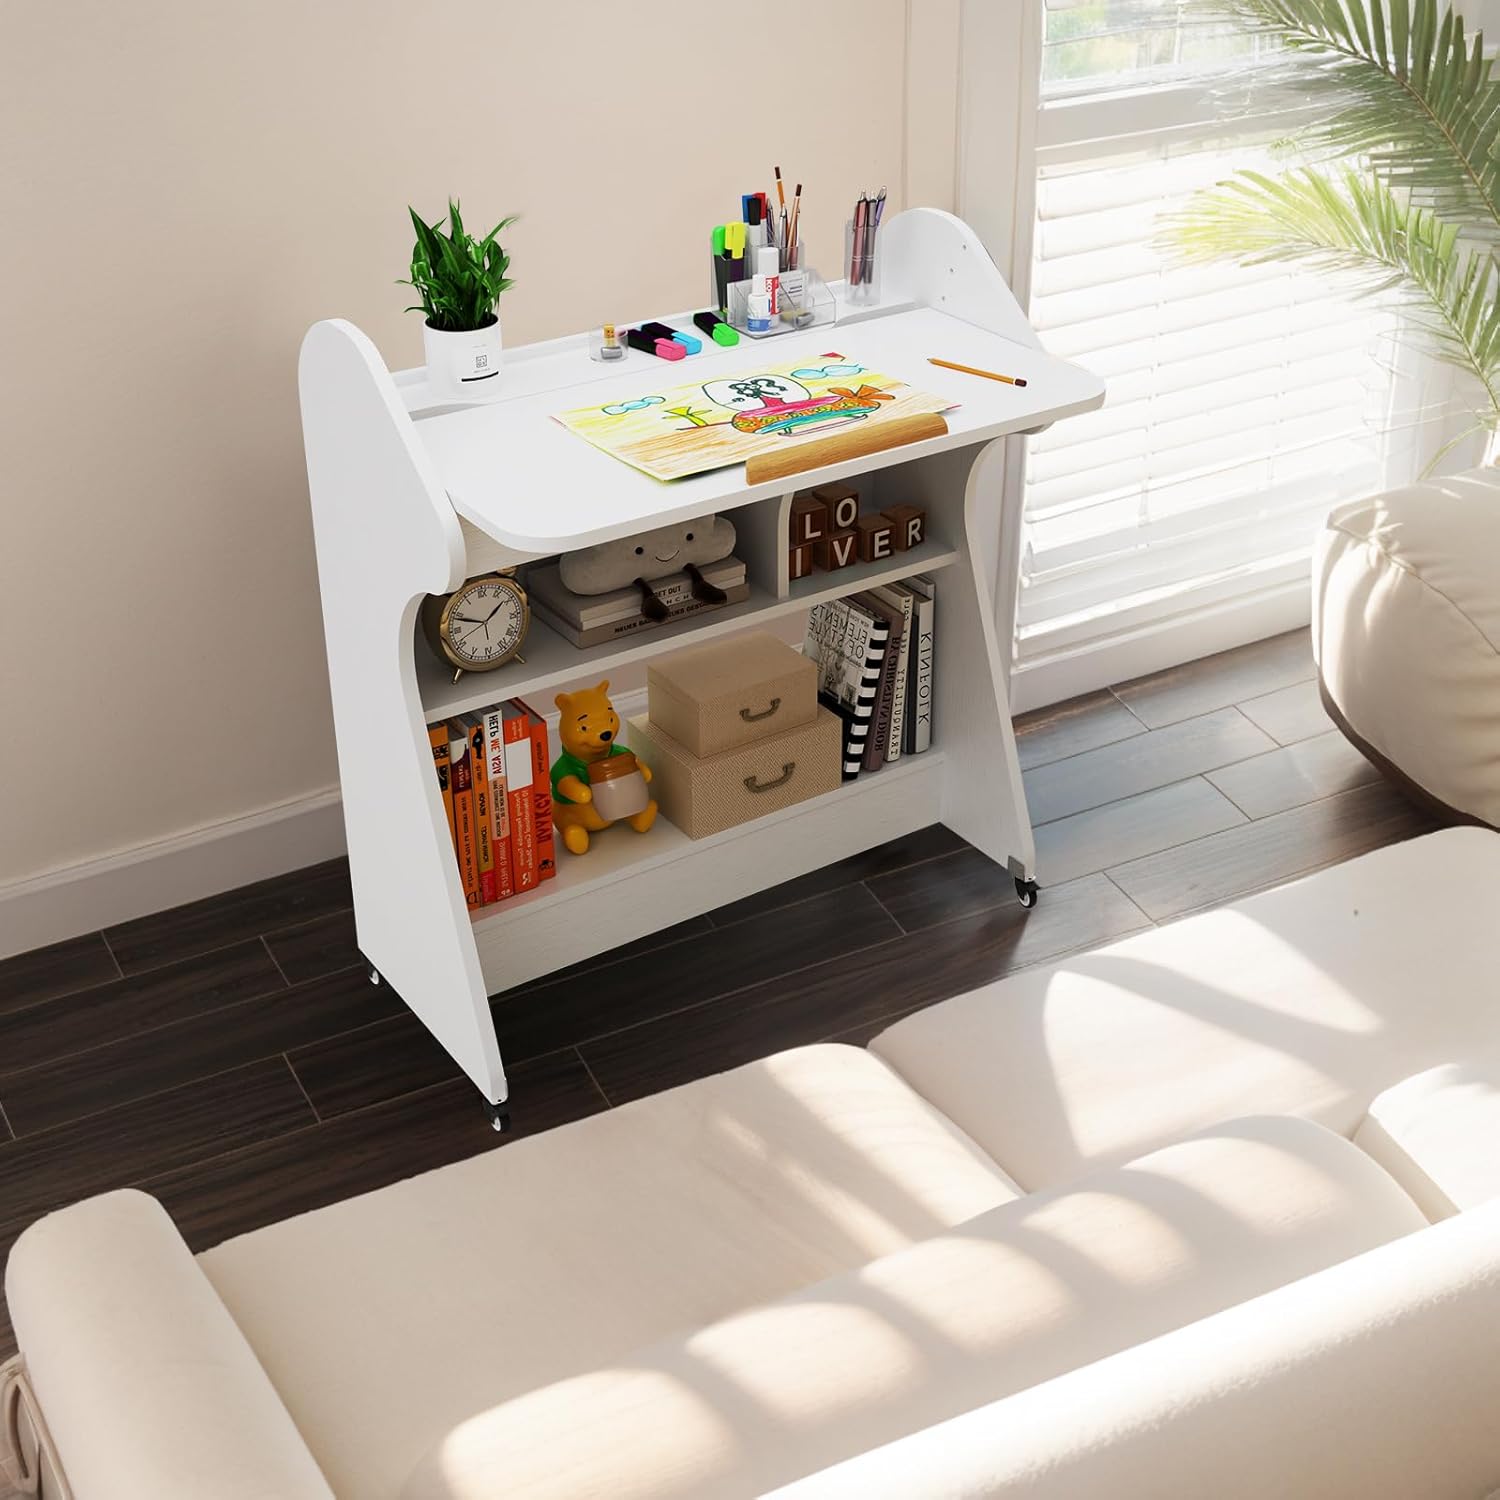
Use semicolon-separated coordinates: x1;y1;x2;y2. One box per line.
767;1198;1500;1500
871;829;1500;1189
4;1190;334;1500
195;1044;1018;1500
1355;1057;1500;1220
401;1116;1423;1500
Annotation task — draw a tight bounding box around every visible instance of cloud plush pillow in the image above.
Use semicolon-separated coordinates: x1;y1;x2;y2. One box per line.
559;515;737;596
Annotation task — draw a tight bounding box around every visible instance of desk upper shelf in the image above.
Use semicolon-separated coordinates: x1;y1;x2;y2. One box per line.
409;303;1104;558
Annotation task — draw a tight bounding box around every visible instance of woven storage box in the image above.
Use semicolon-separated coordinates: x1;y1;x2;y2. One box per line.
630;709;842;839
647;630;816;759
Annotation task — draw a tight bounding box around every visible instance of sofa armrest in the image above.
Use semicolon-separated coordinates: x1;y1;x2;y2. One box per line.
5;1190;334;1500
766;1200;1500;1500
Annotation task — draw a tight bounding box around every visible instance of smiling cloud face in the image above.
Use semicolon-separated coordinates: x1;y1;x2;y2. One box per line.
558;514;737;595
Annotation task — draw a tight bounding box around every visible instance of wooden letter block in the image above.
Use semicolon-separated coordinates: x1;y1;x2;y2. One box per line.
813;528;859;571
856;514;895;563
788;541;816;580
813;484;860;533
789;495;830;547
882;505;926;552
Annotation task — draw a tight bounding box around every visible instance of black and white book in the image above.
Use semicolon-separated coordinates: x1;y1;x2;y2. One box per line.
869;583;915;764
903;575;935;755
806;599;888;779
850;591;905;775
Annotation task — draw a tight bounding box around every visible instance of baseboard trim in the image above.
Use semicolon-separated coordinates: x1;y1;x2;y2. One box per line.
0;689;657;962
1009;580;1314;714
0;789;347;961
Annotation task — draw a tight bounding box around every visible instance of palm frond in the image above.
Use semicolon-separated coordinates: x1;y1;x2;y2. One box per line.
1192;0;1500;234
1163;163;1500;422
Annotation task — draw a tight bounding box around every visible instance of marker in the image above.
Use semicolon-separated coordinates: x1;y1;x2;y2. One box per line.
694;310;740;346
928;357;1028;387
670;330;702;354
626;328;687;360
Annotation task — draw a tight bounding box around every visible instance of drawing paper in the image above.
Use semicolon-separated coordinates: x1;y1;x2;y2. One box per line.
553;354;956;481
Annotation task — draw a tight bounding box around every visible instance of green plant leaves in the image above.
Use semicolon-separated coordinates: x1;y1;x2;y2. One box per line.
1190;0;1500;234
398;199;518;332
1164;164;1500;422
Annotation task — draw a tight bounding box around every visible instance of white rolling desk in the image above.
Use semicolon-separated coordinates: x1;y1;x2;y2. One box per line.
298;208;1104;1125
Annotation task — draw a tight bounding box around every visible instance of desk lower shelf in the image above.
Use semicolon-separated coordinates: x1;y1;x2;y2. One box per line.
474;749;946;996
418;539;959;724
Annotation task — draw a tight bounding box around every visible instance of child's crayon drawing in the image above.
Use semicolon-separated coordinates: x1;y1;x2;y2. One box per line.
553;354;956;481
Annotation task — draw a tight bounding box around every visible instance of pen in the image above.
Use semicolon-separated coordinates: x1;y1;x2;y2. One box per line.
787;183;801;271
865;187;886;283
851;194;867;284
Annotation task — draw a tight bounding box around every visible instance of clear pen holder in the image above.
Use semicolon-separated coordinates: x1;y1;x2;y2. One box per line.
726;268;835;339
843;218;882;304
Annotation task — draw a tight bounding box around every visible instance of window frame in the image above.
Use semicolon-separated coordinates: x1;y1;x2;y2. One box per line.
957;0;1477;712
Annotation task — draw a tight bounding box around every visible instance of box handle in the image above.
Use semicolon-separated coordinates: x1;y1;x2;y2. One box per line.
745;761;796;794
739;697;782;724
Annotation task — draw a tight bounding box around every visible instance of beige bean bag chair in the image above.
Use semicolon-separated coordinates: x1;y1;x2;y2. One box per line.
1314;468;1500;828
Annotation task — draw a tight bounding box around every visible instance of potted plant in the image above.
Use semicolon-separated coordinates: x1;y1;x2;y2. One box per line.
403;199;517;400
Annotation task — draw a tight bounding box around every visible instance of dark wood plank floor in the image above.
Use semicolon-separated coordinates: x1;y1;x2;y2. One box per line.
0;630;1438;1359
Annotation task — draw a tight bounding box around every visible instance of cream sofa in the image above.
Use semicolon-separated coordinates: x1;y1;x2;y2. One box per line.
5;827;1500;1499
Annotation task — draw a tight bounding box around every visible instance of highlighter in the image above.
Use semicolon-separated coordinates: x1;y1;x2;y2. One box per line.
694;310;740;346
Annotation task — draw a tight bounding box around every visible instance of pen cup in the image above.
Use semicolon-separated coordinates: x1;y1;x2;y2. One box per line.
843;218;882;305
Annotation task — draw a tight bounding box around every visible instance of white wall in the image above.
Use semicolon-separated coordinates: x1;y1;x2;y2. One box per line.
0;0;963;949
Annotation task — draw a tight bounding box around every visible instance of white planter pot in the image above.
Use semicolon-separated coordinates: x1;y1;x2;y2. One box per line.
423;316;504;401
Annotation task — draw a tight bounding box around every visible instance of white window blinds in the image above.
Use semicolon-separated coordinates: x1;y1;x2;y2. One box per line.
1016;1;1405;664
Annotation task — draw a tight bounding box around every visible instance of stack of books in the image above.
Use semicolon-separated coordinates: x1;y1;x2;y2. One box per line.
528;556;750;648
428;699;557;910
803;579;935;780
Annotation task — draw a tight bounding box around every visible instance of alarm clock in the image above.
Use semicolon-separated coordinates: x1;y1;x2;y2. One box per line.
421;572;529;682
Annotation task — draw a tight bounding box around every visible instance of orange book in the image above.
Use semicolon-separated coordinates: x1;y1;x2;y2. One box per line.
428;723;455;857
482;708;516;901
515;699;556;882
448;723;480;908
465;719;497;906
501;704;539;892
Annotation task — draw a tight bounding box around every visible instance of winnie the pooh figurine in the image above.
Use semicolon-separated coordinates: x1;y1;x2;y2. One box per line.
551;680;658;855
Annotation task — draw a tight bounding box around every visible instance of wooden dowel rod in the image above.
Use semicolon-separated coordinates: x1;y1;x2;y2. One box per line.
744;413;949;485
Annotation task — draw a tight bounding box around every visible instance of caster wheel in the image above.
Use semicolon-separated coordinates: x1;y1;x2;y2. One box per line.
368;966;381;986
1014;877;1039;910
485;1102;511;1134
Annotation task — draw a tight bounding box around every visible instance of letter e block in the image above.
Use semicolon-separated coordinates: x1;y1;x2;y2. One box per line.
856;514;894;563
789;496;829;547
788;542;816;580
882;505;926;551
813;528;859;571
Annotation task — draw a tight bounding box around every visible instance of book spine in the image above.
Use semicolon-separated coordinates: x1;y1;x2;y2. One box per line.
912;592;935;754
503;713;539;892
859;620;891;774
885;592;913;763
862;613;900;774
515;701;557;882
467;722;497;906
428;724;456;856
448;725;480;908
531;587;748;648
483;710;515;901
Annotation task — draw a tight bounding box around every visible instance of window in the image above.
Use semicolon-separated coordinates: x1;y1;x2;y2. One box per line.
1013;0;1413;674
